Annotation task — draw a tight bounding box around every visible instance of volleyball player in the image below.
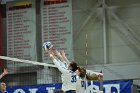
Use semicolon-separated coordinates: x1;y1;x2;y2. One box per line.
0;69;8;93
43;43;77;93
76;67;103;93
0;82;8;93
54;50;103;93
76;67;86;93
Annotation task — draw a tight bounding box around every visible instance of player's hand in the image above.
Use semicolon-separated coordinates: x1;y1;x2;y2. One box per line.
60;50;66;57
54;50;61;56
3;68;8;75
98;74;103;81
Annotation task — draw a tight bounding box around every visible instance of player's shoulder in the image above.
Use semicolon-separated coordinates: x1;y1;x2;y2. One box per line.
86;69;93;73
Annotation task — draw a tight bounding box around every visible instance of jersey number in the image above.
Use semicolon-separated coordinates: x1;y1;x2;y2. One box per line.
81;81;85;87
71;75;77;82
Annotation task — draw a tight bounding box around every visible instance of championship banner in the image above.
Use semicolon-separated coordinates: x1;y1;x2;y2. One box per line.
6;0;36;70
7;80;132;93
41;0;73;63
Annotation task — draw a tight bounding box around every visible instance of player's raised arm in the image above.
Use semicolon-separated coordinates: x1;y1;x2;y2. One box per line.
86;70;103;81
43;42;68;73
53;50;65;62
60;50;71;64
0;68;8;79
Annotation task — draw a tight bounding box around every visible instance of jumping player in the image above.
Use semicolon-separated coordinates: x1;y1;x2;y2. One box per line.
76;67;103;93
43;42;77;93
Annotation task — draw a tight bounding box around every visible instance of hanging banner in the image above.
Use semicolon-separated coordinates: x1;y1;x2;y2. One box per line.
41;0;73;63
7;80;132;93
6;0;36;70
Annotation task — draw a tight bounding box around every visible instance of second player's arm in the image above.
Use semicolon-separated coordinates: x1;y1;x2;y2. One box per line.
0;68;8;79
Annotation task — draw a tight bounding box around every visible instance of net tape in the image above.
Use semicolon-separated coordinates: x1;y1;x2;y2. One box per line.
0;56;56;68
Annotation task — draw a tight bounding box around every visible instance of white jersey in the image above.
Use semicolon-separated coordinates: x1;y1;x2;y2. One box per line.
76;70;103;93
53;59;77;91
76;76;86;93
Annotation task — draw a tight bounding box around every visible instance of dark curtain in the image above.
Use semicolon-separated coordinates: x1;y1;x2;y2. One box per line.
0;4;3;67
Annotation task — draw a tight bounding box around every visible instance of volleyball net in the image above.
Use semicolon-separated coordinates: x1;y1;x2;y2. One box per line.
0;55;103;93
0;55;57;73
0;56;56;67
